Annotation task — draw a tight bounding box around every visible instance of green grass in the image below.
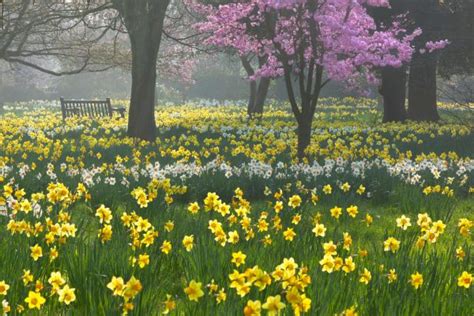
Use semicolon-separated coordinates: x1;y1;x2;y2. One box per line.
0;190;472;315
0;99;472;315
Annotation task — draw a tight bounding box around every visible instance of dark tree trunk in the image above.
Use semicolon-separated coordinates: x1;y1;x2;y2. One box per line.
240;55;270;118
296;107;313;160
408;53;440;121
127;35;158;140
379;66;407;122
113;0;170;141
247;80;257;117
254;77;270;115
406;0;443;122
283;61;324;161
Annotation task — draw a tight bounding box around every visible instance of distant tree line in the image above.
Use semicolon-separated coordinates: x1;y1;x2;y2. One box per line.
0;0;472;154
373;0;473;123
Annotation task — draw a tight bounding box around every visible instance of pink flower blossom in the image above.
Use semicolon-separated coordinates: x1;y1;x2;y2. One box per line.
425;39;450;53
192;0;420;89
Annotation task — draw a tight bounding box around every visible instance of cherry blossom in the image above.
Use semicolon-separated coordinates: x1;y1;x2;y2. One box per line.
194;0;419;86
192;0;422;158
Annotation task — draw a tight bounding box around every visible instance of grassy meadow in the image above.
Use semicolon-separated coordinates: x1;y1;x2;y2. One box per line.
0;98;472;315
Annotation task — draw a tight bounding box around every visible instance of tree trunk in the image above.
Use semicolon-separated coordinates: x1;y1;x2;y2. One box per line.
408;53;440;121
240;55;270;118
380;66;407;122
247;80;257;117
282;61;322;162
254;77;270;115
113;0;170;141
127;34;158;140
240;56;258;118
296;111;312;160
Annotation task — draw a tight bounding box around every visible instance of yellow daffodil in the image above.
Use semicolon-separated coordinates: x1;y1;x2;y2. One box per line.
58;285;76;305
163;294;176;314
244;300;262;316
457;271;472;289
410;272;423;289
107;276;125;296
231;251;247;267
396;215;412;230
184;280;204;302
312;223;327;237
30;244;43;261
161;240;172;255
0;281;9;296
182;235;194;252
288;195;302;209
346;205;358;218
359;268;372;285
24;291;46;310
383;237;401;253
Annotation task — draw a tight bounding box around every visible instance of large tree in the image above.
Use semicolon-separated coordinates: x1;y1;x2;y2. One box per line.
0;0;116;74
438;0;474;93
196;0;418;159
406;0;448;122
439;0;474;78
0;0;121;111
371;0;451;123
1;0;202;141
109;0;170;140
370;0;413;123
190;0;271;118
436;0;474;126
379;65;408;122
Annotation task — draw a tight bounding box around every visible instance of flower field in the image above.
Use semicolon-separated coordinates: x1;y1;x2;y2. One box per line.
0;99;472;315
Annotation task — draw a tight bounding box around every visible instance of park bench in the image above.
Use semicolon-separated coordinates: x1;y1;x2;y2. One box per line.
60;97;126;120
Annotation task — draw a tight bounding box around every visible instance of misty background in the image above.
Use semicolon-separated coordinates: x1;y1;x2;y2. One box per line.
0;53;368;104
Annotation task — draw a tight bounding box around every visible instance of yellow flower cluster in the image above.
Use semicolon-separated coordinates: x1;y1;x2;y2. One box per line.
0;100;472;314
228;257;311;315
0;101;471;171
131;179;186;208
107;276;143;313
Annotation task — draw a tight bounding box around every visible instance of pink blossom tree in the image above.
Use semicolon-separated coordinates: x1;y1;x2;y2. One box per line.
195;0;420;159
188;0;271;118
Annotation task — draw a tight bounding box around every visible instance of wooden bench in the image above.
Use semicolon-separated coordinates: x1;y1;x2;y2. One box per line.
60;98;126;120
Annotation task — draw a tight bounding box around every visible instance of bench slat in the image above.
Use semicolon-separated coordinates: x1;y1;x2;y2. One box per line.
87;102;92;117
60;98;124;120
